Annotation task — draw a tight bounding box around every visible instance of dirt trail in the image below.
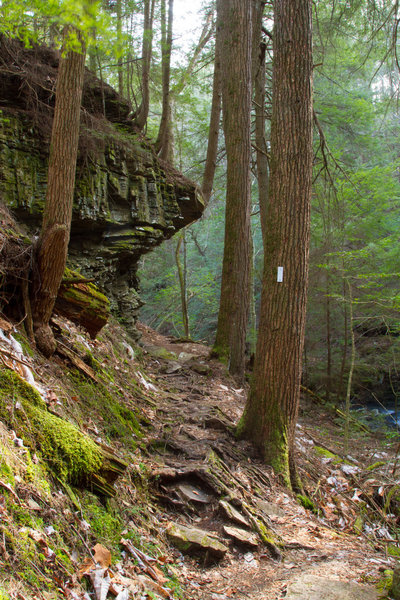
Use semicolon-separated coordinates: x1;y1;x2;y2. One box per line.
136;323;393;600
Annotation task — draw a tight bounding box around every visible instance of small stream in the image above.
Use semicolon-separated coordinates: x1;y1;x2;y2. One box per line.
352;395;400;430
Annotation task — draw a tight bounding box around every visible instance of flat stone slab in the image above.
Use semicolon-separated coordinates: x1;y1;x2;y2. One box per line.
219;500;250;528
144;345;177;361
285;574;380;600
178;352;196;363
255;499;285;518
163;361;182;374
223;526;258;547
189;361;211;375
166;522;228;559
177;483;211;504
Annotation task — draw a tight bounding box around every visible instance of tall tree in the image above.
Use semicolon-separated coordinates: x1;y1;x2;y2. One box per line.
30;30;86;356
252;0;270;248
213;0;252;382
156;0;174;162
201;7;222;204
116;0;124;96
134;0;156;130
237;0;313;488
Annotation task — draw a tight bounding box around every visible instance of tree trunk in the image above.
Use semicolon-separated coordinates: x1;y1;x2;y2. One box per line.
156;0;174;162
326;271;332;402
201;7;222;204
175;231;190;339
344;278;355;455
252;0;269;248
339;276;349;402
134;0;156;130
249;235;257;356
116;0;124;97
213;0;253;382
237;0;313;487
30;32;86;357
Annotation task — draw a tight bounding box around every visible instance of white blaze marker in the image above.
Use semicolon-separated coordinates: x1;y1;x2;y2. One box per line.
277;266;283;282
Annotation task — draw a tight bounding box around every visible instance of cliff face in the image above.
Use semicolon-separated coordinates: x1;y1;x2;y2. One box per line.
0;38;204;337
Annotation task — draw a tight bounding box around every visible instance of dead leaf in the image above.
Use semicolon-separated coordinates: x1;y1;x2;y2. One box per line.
115;590;130;600
90;566;111;600
77;557;95;580
137;574;172;599
93;543;112;568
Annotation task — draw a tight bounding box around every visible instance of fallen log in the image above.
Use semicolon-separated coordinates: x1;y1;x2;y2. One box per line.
55;271;110;338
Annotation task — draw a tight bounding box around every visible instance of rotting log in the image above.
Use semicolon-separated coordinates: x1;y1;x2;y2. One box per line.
55;270;110;338
99;444;129;484
90;447;128;498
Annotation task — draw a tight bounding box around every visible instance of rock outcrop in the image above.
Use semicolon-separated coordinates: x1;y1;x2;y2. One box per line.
0;37;204;338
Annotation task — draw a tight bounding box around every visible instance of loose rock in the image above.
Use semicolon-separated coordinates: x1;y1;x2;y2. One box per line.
219;499;250;528
166;522;228;559
223;526;259;548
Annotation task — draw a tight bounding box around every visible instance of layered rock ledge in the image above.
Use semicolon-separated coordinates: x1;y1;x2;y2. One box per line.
0;37;204;337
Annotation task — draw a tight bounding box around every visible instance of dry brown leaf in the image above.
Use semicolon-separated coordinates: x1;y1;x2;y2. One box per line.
77;557;95;580
150;564;168;585
137;574;172;599
93;543;112;568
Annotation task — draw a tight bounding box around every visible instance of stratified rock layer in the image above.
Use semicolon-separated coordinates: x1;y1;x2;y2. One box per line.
0;37;204;337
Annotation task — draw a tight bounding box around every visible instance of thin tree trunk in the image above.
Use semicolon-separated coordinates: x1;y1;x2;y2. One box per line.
238;0;313;488
156;0;174;162
117;0;124;96
134;0;156;130
249;234;257;356
339;278;349;402
175;231;190;339
213;0;253;382
344;279;355;455
201;8;222;204
252;0;269;248
30;32;86;356
326;271;332;403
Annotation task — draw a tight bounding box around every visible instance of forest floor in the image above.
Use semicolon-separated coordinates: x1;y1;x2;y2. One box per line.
132;323;397;600
1;317;399;600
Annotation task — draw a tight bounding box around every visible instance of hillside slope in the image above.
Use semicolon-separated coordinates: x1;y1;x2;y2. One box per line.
0;316;397;600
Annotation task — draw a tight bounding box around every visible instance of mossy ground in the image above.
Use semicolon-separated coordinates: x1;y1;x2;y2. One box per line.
0;319;171;599
0;369;102;483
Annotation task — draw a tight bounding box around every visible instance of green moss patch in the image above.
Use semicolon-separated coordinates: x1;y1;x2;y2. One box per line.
69;373;143;443
314;446;342;464
0;369;102;483
297;494;317;513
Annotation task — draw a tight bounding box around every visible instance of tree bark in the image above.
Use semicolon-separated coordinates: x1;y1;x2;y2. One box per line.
252;0;269;248
116;0;124;96
201;7;222;204
213;0;253;382
237;0;313;487
175;231;190;339
134;0;156;130
156;0;174;162
30;33;86;356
